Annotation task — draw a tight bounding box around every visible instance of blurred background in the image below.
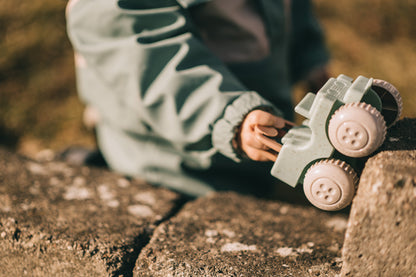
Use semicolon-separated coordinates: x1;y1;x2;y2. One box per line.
1;0;415;158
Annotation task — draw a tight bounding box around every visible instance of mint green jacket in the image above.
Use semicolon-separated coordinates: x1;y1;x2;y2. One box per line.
66;0;329;197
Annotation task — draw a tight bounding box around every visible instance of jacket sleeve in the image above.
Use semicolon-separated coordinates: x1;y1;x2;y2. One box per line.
289;0;330;83
66;0;281;164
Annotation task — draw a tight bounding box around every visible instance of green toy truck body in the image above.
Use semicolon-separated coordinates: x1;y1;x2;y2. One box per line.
270;74;402;211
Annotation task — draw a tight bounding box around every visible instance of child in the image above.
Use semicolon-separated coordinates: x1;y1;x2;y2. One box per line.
66;0;329;197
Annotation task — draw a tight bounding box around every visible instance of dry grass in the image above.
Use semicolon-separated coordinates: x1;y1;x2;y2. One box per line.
1;0;415;157
314;0;416;119
0;1;92;156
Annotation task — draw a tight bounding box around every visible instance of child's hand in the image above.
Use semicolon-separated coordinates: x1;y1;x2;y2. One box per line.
237;110;294;162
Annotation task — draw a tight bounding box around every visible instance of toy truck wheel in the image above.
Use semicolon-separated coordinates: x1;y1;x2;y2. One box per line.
371;79;403;127
303;159;358;211
328;102;386;157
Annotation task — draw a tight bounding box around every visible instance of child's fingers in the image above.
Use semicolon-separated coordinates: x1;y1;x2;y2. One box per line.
246;110;287;129
239;110;295;161
244;146;278;162
261;150;278;162
255;131;283;153
254;125;278;137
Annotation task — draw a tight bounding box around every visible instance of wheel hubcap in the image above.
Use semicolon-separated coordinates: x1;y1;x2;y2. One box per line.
311;178;342;205
336;121;368;150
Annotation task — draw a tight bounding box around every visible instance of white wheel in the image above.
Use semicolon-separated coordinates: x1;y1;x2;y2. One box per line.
328;102;386;157
372;79;402;127
303;159;358;211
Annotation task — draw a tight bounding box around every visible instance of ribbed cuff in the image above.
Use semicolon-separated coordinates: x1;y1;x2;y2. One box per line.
212;92;282;162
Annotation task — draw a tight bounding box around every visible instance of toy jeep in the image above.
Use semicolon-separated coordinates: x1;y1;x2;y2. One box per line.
268;74;402;211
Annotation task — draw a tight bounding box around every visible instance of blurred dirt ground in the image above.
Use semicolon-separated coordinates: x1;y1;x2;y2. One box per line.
1;0;415;158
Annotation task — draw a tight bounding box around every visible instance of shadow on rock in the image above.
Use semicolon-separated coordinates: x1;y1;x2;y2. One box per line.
382;118;416;151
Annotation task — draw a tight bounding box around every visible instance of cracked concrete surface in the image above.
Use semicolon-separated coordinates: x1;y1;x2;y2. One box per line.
0;118;415;276
134;192;347;276
0;150;183;276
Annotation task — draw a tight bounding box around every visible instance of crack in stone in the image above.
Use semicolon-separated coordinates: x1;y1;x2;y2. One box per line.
112;195;189;277
111;229;153;277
